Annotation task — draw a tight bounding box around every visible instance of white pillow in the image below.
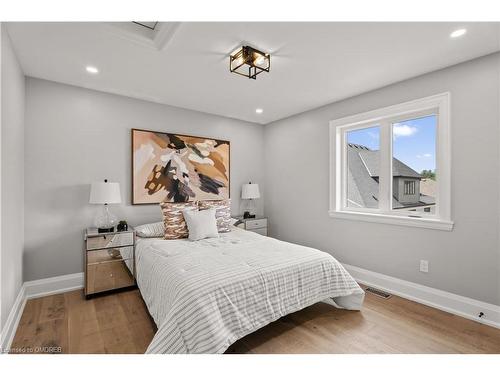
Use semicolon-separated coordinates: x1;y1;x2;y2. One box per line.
135;221;164;238
182;208;219;241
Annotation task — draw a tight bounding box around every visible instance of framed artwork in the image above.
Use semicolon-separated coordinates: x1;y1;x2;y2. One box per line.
132;129;230;204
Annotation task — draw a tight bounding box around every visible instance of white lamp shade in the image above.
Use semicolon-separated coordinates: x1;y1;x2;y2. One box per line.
89;182;121;204
241;183;260;199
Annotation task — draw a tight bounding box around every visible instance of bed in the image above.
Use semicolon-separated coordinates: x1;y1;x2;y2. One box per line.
135;227;364;354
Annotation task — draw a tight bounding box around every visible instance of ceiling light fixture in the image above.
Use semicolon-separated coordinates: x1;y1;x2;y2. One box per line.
255;108;263;114
230;46;270;80
86;66;99;74
450;28;467;38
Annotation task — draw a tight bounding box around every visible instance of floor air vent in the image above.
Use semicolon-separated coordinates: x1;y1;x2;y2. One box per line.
365;287;392;299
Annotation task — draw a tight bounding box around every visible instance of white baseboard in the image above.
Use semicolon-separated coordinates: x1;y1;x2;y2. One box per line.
0;285;26;352
0;272;84;352
343;263;500;329
24;272;84;299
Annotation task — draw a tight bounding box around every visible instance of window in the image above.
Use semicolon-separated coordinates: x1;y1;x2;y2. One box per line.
330;93;452;231
404;181;415;195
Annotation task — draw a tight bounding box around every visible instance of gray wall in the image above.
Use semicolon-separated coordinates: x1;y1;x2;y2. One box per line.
24;78;265;281
1;25;25;330
264;53;500;305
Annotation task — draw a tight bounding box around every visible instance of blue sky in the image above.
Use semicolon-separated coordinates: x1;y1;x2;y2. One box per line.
347;115;436;173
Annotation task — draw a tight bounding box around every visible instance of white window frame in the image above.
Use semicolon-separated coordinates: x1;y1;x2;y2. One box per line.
329;92;453;231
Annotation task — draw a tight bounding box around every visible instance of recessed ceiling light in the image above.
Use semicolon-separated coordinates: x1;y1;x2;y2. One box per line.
450;29;467;38
86;66;99;74
255;108;263;114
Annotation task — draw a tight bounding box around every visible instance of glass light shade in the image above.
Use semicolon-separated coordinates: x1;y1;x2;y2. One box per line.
242;183;260;199
253;53;269;69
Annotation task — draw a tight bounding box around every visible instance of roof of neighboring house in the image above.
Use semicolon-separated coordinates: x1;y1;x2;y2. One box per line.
357;149;422;178
347;143;435;209
347;145;380;208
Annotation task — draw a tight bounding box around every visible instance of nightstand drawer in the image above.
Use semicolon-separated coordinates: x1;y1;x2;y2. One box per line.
87;247;133;265
86;232;134;250
86;260;134;294
251;227;268;236
245;218;267;230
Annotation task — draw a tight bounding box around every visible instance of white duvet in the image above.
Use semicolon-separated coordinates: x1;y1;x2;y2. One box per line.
135;228;364;354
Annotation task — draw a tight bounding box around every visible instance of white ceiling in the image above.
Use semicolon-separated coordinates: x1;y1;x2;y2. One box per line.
6;22;500;124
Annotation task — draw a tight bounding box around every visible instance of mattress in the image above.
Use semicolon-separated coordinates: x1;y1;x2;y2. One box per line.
135;228;364;354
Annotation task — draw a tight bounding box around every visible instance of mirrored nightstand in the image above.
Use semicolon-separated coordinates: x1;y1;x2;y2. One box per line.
84;227;136;298
234;216;268;236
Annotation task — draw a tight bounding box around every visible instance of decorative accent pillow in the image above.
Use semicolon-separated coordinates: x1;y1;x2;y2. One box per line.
198;199;231;233
182;208;219;241
160;201;198;239
135;222;164;238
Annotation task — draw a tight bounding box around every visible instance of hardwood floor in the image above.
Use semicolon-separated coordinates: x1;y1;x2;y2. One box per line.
10;287;500;354
11;289;156;354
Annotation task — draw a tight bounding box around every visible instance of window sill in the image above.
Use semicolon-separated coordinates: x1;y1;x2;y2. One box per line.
329;210;454;231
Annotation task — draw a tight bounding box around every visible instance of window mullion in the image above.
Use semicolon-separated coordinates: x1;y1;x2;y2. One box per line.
378;121;392;213
339;128;347;210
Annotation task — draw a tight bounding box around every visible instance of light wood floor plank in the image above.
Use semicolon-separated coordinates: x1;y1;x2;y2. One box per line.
10;287;500;354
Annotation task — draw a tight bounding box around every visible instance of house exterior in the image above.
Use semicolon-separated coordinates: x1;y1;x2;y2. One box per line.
347;143;435;213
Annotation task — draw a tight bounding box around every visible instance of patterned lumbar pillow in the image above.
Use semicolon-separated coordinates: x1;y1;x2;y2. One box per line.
160;201;198;239
198;199;231;233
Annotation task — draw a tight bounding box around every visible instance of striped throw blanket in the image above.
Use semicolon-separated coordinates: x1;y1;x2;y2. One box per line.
135;228;364;354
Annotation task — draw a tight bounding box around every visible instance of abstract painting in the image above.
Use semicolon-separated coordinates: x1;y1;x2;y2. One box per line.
132;129;230;204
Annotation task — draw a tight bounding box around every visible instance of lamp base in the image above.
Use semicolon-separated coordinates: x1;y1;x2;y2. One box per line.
97;227;115;233
94;204;118;232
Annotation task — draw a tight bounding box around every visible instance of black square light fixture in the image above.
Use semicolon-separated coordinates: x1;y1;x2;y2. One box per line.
230;46;270;79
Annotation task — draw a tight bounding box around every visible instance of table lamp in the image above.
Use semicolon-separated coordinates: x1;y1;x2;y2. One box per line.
241;182;260;219
89;179;121;233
